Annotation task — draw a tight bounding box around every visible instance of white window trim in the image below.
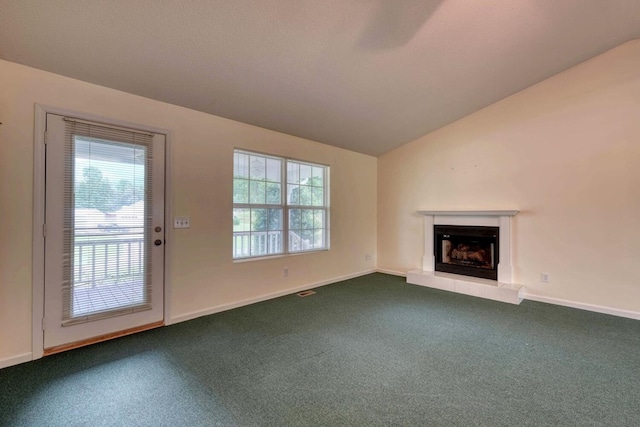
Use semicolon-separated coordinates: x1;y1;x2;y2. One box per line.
233;149;330;260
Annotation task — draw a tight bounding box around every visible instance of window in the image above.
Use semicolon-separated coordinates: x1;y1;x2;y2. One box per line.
233;149;329;259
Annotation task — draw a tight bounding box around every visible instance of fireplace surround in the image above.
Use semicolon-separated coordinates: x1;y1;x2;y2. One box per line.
407;210;522;304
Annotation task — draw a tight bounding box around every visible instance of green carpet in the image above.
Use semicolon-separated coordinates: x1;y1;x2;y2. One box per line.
2;273;640;426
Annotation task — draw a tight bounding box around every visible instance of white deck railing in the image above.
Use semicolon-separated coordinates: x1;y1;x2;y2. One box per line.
74;235;144;287
233;231;311;258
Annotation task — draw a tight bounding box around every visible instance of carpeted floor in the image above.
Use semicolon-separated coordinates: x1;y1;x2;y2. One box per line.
2;273;640;426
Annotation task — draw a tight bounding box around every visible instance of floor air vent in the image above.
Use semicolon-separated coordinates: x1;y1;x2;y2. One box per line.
297;290;316;297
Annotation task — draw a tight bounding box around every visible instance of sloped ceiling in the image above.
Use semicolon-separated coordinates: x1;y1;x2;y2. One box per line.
2;1;640;156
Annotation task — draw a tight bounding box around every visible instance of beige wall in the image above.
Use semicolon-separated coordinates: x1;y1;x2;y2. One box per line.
3;39;640;365
0;60;377;363
378;40;640;311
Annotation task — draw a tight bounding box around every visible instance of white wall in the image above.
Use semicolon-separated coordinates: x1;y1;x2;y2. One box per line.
0;60;377;365
378;40;640;313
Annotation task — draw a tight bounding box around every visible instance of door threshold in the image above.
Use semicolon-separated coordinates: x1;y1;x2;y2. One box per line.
43;320;164;356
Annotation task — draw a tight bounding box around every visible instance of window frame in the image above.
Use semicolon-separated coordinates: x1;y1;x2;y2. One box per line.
233;149;329;260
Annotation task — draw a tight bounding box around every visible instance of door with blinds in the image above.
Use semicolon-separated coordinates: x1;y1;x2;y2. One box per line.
43;113;165;351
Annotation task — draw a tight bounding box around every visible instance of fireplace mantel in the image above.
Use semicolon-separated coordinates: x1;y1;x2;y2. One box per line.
408;209;523;304
418;210;519;216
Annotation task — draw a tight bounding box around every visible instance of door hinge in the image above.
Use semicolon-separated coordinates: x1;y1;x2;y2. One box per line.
42;224;47;238
44;130;48;145
42;318;46;331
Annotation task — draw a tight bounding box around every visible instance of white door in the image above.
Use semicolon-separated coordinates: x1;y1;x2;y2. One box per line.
43;113;165;350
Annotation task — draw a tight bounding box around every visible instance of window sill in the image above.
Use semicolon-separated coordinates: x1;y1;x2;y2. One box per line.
233;248;329;263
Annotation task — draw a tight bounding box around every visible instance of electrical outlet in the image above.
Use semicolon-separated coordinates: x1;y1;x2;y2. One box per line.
365;254;372;261
173;217;190;229
541;272;551;283
283;266;289;277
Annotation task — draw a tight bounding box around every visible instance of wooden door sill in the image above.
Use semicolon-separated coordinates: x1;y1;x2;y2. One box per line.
43;320;164;356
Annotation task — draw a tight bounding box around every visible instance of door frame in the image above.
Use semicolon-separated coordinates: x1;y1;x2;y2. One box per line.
32;104;174;360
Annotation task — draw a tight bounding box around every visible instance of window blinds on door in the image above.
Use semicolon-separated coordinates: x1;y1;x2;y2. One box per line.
61;118;155;326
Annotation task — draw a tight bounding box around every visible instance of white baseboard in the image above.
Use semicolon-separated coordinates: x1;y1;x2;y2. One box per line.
169;269;376;325
0;352;33;369
376;268;407;277
523;292;640;321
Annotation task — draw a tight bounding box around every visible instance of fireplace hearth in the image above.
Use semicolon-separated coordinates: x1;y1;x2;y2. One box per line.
434;225;499;280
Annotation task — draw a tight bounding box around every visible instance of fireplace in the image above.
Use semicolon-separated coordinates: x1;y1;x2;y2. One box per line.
407;210;521;305
434;225;499;280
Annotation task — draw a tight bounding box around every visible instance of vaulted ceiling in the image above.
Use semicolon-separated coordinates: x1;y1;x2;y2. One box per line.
2;1;640;156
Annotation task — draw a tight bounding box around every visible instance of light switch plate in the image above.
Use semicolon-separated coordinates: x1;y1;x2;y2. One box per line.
174;217;190;229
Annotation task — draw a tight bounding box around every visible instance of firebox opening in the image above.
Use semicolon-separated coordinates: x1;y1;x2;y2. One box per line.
434;225;499;280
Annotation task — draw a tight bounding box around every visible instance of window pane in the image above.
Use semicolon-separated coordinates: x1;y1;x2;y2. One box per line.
233;232;250;258
266;158;281;182
233;178;248;203
234;152;249;178
301;230;314;247
249;181;266;204
300;164;312;183
250;155;266;180
289;209;301;230
287;162;299;184
312;166;324;186
301;209;313;229
313;210;325;228
289;229;312;252
268;231;283;254
251;209;267;231
268;209;282;231
298;185;312;206
233;208;250;232
251;234;267;257
312;187;323;206
288;184;299;204
314;229;325;248
266;182;281;204
289;230;301;251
